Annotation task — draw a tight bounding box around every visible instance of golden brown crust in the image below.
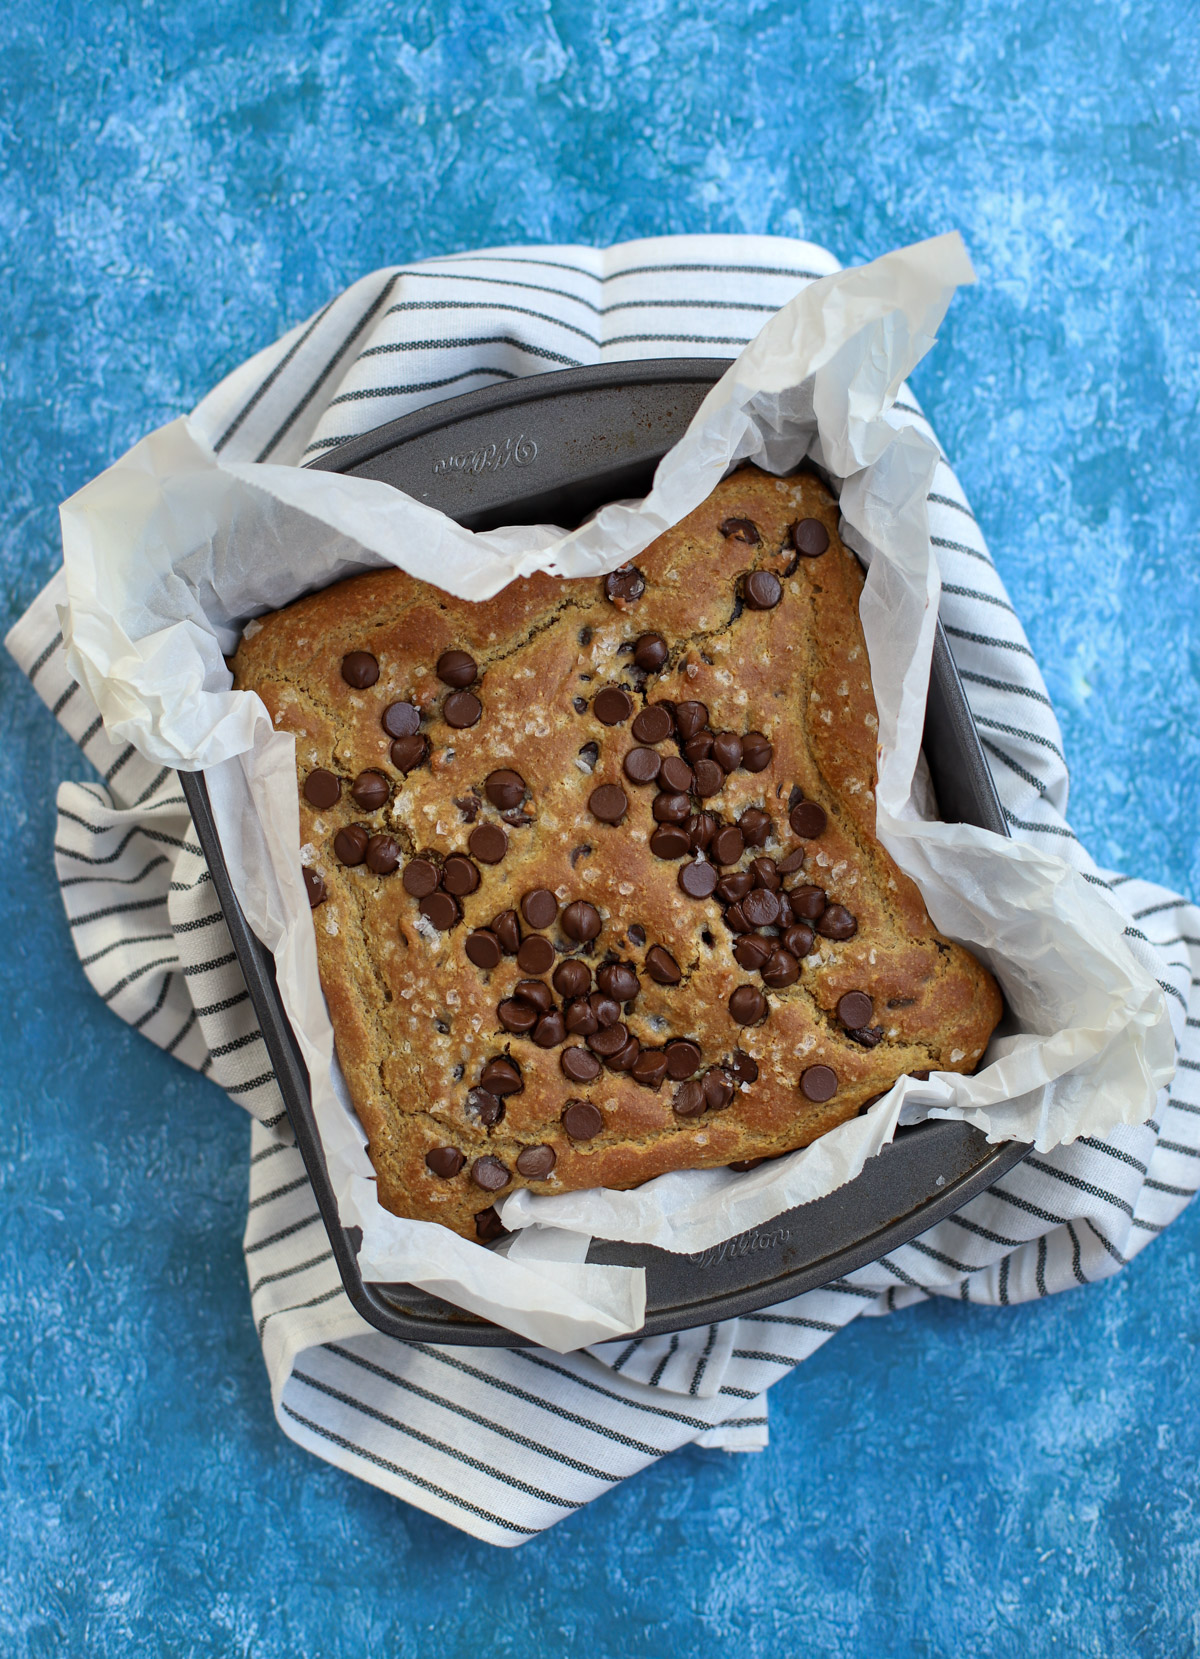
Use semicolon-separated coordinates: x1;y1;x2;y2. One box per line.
233;467;1002;1240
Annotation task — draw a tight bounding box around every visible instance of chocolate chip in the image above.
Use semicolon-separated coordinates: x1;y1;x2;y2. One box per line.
481;1057;522;1096
848;1025;884;1049
484;769;526;809
468;1087;504;1125
498;998;538;1034
665;1039;701;1079
491;910;521;954
718;517;761;544
634;706;677;747
606;1036;641;1073
382;701;421;739
475;1206;506;1242
604;566;646;604
710;825;745;865
650;824;691;859
444;689;482;728
501;809;533;828
457;795;481;821
683;733;714;764
302;867;326;907
516;935;555;975
425;1146;465;1178
738;808;771;847
675;701;710;740
741;732;773;772
624;747;662;786
589;784;628;825
800;1064;838;1102
678;859;718;899
466;929;502;969
436;649;478;687
366;835;401;875
402;859;440;898
672;1080;706;1117
390;734;428;772
562;1098;603;1137
717;871;755;905
776;846;806;874
442;855;480;896
627;924;646;947
514;979;553;1014
704;735;738;776
782;923;815;957
723;903;750;933
573;696;588;714
729;1158;766;1172
570;843;592;868
561;1047;602;1083
653;792;691;824
472;1156;510;1192
632;634;667;673
733;935;772;971
594;687;635;725
564;998;599;1036
729;985;767;1025
657;758;694;799
729;1050;759;1084
792;517;830;557
562;900;601;942
790;884;827;920
742;888;781;928
521;889;557;929
790;800;828;839
645;945;681;984
762;948;800;989
703;1068;735;1110
554;960;591;998
744;570;782;610
516;1145;557;1178
341;651;379;688
533;1011;567;1048
468;823;508;865
596;963;638;1001
838;991;874;1029
750;857;780;892
687;812;717;850
420;890;460;930
588;991;622;1028
334;824;369;866
693;758;724;797
816;904;857;940
351;771;389;811
587;1022;628;1057
632;1049;669;1089
303;769;341;809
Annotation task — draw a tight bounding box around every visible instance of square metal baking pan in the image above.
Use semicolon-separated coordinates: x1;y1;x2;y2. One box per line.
181;359;1027;1345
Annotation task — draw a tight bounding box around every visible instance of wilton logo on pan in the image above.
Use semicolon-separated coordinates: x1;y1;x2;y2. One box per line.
431;433;538;477
686;1226;792;1268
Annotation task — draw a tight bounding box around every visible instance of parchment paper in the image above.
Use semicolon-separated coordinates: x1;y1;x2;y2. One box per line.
57;233;1175;1346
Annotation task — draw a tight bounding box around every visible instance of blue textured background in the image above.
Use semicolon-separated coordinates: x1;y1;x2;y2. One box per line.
2;4;1199;1655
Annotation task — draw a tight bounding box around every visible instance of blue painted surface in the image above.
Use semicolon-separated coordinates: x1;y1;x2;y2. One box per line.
1;3;1198;1654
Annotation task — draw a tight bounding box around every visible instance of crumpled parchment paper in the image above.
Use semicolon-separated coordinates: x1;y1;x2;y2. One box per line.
56;233;1174;1346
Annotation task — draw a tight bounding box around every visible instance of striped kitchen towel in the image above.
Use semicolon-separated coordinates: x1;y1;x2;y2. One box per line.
7;235;1198;1547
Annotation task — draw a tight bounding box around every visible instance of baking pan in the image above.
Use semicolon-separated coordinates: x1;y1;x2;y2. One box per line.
181;359;1028;1345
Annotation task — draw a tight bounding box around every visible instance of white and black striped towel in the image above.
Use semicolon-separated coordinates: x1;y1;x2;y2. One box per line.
8;235;1198;1547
